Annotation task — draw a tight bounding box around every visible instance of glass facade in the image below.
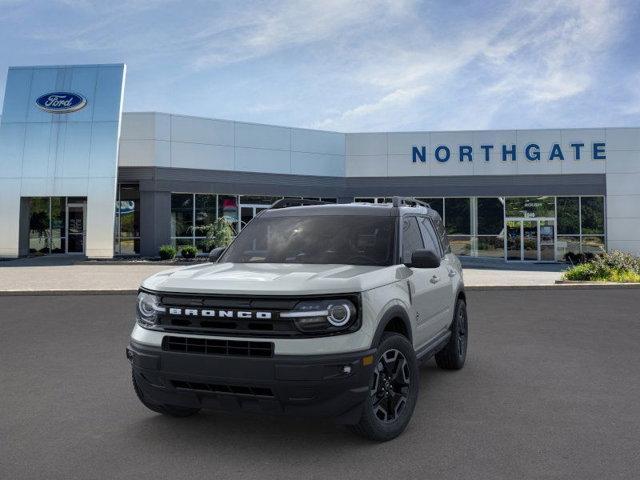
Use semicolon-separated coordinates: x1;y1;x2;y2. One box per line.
170;194;337;253
114;184;140;255
27;196;86;255
354;196;606;260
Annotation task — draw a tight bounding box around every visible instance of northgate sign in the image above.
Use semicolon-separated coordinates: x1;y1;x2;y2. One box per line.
411;142;606;163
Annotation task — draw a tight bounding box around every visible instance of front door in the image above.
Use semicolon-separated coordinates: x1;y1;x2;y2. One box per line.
505;219;556;261
66;203;85;254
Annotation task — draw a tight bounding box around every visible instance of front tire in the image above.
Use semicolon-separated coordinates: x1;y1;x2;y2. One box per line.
435;298;468;370
350;333;419;441
132;371;200;417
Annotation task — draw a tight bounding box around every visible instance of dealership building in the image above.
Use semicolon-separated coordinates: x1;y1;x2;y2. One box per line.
1;63;639;261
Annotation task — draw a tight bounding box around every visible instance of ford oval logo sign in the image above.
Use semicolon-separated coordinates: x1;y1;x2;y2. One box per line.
35;92;87;114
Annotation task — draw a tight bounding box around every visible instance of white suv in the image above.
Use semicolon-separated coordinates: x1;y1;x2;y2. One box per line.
127;197;468;441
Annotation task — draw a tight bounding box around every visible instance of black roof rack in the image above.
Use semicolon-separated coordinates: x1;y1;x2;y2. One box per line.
270;198;328;209
391;197;431;209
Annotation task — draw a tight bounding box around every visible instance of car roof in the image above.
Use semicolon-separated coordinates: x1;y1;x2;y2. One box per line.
262;202;435;218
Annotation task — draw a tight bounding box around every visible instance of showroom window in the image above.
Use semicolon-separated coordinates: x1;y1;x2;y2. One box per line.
556;196;606;257
27;196;86;255
171;193;219;253
171;194;337;253
114;184;140;255
444;198;471;256
477;197;505;258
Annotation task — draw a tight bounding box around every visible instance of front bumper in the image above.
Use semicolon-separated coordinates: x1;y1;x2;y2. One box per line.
127;340;376;424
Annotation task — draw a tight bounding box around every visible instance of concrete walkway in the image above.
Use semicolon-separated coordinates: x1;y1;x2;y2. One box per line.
0;256;566;293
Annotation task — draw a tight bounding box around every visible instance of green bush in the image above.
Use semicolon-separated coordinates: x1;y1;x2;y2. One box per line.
192;218;235;251
159;245;177;260
180;245;198;259
563;250;640;282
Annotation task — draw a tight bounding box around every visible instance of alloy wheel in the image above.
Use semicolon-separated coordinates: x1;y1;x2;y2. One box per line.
370;348;411;423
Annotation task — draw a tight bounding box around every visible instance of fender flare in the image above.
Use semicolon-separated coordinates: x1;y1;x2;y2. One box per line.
448;287;466;329
370;305;413;348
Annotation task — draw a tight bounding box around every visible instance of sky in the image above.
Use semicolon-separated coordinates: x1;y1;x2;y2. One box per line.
0;0;639;132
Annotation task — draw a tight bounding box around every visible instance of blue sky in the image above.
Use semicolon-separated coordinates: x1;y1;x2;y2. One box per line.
1;0;639;131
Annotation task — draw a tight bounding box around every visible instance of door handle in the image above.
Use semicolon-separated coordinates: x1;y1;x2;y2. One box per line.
429;275;440;284
448;270;457;278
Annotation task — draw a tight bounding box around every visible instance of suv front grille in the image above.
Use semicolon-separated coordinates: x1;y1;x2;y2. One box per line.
162;336;274;357
171;380;274;398
156;294;301;337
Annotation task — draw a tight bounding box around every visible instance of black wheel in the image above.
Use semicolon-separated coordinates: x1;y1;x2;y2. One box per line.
132;371;200;418
350;333;419;441
435;298;468;370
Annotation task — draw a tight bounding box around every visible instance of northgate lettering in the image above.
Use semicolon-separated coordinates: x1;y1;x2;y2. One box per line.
411;143;606;163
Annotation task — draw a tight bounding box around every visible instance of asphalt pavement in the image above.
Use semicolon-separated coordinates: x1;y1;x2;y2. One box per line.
1;289;639;480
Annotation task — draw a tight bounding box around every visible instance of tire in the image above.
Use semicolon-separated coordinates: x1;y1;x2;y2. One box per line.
435;298;468;370
350;333;419;441
132;371;200;418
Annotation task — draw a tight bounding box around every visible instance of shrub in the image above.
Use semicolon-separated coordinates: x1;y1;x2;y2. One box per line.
192;218;235;251
159;245;177;260
180;245;198;259
563;252;595;265
563;250;640;282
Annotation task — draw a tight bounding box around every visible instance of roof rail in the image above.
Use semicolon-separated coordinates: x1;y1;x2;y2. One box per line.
270;198;328;209
391;197;431;209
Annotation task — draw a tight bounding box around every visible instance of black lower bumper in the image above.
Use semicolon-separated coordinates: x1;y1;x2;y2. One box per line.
127;340;376;424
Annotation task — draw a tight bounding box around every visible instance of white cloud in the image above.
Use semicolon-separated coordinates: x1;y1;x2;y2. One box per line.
314;0;625;130
1;0;631;131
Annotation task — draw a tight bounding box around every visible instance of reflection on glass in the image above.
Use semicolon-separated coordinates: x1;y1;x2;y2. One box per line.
51;197;65;239
171;193;193;237
581;197;605;234
557;236;581;259
449;235;471;256
477;198;504;235
523;221;538;260
172;238;193;250
506;196;554;218
557;197;579;234
540;220;555;261
67;205;85;253
506;220;521;260
29;197;50;254
445;198;470;234
582;236;606;254
218;195;239;233
195;194;216;227
477;235;504;258
119;185;140;239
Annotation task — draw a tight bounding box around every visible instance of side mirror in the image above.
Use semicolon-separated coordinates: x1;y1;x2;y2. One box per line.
208;247;225;262
407;249;440;269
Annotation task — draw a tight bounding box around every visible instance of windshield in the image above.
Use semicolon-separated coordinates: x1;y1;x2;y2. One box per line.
220;215;396;266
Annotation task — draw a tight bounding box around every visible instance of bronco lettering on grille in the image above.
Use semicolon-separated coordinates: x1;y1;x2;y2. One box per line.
167;308;272;320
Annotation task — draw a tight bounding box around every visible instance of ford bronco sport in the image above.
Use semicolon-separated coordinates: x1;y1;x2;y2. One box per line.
127;197;468;441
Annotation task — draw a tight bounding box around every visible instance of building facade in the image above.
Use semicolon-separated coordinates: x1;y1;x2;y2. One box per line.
1;64;639;261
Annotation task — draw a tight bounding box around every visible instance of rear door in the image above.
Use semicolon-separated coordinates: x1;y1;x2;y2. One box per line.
401;216;446;346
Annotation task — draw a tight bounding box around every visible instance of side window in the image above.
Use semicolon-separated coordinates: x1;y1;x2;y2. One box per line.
402;216;424;264
431;214;451;254
418;217;442;257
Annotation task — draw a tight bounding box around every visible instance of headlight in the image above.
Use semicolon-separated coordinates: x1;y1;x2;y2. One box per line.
281;298;357;334
136;292;165;328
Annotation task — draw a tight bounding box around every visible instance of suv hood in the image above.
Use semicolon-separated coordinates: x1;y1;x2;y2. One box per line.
141;262;403;295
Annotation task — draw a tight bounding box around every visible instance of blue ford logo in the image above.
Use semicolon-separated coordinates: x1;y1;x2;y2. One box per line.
35;92;87;114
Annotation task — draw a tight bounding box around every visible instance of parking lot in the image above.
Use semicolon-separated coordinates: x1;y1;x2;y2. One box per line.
1;288;639;480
